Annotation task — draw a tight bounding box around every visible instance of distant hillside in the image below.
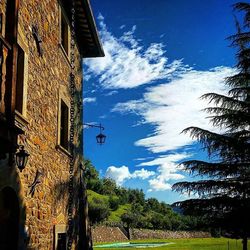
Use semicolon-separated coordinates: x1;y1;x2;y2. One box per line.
108;204;132;223
85;160;205;231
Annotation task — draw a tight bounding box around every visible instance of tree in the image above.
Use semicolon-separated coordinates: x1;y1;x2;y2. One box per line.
101;178;117;195
149;212;165;230
115;186;129;204
128;189;145;205
84;159;104;192
88;197;110;225
121;212;139;239
145;198;161;212
108;196;119;211
172;3;250;250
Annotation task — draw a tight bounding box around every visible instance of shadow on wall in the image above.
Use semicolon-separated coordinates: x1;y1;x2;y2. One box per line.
53;167;92;250
0;166;29;249
52;83;92;250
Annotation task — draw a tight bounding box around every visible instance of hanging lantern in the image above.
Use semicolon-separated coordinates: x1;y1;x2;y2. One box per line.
96;132;106;145
15;145;30;172
84;123;106;145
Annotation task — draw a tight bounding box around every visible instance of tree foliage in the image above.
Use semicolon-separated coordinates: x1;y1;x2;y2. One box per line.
84;159;202;231
172;3;250;250
88;197;110;225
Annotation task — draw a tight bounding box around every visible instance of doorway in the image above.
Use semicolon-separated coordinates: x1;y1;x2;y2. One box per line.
0;187;19;250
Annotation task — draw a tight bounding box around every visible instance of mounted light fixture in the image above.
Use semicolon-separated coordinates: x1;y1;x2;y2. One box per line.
15;145;30;172
96;129;106;145
84;123;106;145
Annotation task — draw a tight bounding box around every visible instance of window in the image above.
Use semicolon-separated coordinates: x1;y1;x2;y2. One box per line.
54;224;67;250
60;99;69;149
57;233;66;250
5;0;15;41
0;14;2;34
15;45;25;113
60;6;70;56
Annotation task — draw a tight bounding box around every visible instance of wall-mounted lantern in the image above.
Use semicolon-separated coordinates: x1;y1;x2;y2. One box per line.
84;123;106;145
15;145;29;172
96;131;106;145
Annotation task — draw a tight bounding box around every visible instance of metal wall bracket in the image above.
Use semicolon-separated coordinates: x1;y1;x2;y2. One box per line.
32;25;43;57
29;169;43;197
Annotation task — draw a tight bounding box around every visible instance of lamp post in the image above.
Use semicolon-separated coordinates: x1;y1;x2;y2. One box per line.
83;123;106;145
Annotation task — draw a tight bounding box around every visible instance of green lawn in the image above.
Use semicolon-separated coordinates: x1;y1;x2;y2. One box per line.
94;238;249;250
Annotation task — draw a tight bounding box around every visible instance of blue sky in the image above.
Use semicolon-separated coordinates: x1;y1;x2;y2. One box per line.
83;0;239;204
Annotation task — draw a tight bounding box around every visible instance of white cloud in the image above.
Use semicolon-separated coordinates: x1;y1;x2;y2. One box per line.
105;90;119;96
148;179;172;192
112;100;150;115
113;67;235;153
132;168;155;179
105;165;155;185
138;153;191;167
106;166;131;185
83;97;96;104
138;153;189;192
134;157;154;161
85;14;189;89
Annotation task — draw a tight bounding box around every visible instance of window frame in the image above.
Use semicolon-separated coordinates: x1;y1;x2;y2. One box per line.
59;99;69;150
0;11;6;37
59;3;71;59
15;27;28;118
0;13;3;35
57;91;70;154
54;224;67;250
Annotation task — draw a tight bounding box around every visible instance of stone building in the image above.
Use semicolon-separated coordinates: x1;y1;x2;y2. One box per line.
0;0;104;249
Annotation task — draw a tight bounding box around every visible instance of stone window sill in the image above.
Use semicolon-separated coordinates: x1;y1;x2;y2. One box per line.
14;110;29;134
56;144;71;157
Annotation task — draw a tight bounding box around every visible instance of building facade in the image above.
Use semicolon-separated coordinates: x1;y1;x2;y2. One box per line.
0;0;103;249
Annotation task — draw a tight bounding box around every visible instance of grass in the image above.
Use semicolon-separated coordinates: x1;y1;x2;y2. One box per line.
87;190;131;223
108;204;132;222
94;238;249;250
87;190;109;203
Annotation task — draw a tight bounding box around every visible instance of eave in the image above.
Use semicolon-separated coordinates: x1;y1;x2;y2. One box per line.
63;0;104;58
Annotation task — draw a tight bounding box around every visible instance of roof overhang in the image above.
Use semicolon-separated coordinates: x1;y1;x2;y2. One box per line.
63;0;105;58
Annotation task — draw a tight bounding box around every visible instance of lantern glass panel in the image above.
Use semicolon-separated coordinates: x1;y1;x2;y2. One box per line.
96;133;106;145
15;147;29;171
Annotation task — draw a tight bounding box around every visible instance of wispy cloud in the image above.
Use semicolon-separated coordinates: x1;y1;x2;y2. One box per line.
134;157;154;162
85;14;189;89
120;24;126;29
105;165;155;185
83;97;97;104
105;90;119;96
139;153;190;191
113;67;235;153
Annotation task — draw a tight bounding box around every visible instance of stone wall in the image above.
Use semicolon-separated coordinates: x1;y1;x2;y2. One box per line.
92;226;128;243
0;0;83;249
18;0;83;248
92;226;211;243
130;228;211;240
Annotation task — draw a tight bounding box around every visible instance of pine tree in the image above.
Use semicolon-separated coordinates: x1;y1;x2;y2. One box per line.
172;3;250;250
